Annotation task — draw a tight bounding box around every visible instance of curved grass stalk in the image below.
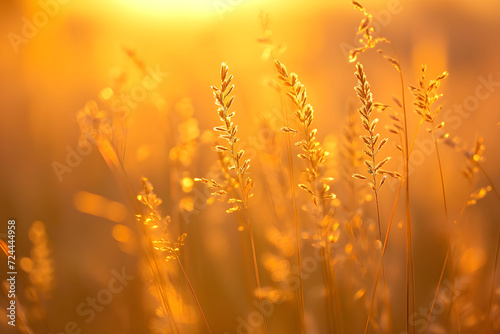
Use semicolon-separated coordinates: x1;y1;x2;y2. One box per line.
175;243;212;333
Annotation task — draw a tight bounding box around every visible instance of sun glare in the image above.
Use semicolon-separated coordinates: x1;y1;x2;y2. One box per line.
117;0;217;15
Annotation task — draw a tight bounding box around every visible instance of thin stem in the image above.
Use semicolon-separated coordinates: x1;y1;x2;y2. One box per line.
299;117;336;333
214;64;268;334
232;136;268;334
175;258;213;334
371;135;391;333
423;129;461;334
374;190;392;334
246;208;269;334
397;66;415;334
488;229;500;332
320;245;336;333
233;154;269;334
307;124;338;334
274;60;339;333
477;163;500;201
432;128;449;222
477;163;500;330
364;178;402;334
424;249;449;334
329;254;345;334
280;92;306;333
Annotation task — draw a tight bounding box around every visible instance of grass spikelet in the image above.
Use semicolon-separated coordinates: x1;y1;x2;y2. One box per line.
349;1;389;62
352;63;401;196
273;60;336;209
409;65;449;127
197;62;254;214
137;178;188;262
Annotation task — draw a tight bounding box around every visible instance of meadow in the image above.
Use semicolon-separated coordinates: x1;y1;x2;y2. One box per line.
1;0;500;333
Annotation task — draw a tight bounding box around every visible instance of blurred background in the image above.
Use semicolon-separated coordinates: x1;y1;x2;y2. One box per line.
1;0;499;333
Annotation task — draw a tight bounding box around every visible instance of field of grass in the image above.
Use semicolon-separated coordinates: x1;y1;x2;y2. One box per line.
1;0;500;333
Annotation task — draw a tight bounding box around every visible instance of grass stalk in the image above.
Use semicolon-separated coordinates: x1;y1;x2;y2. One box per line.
352;62;398;333
279;91;307;333
423;128;461;334
201;62;269;334
175;257;213;333
364;177;403;334
398;69;415;334
476;163;500;330
274;59;339;333
96;139;181;333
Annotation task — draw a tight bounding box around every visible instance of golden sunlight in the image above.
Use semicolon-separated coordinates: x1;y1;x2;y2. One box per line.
116;0;220;15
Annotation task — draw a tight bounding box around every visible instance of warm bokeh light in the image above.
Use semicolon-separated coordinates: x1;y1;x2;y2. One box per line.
74;191;128;223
